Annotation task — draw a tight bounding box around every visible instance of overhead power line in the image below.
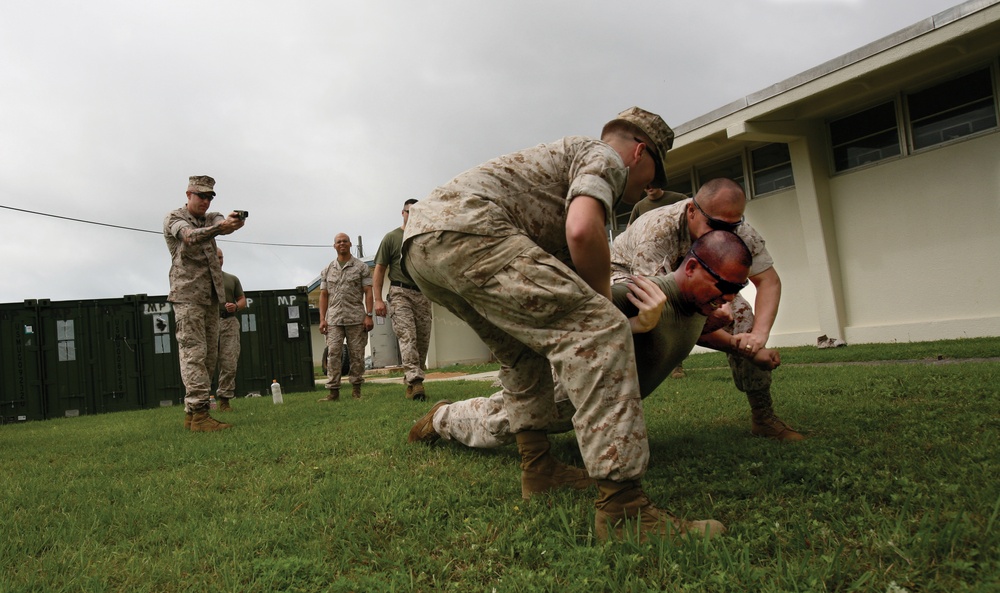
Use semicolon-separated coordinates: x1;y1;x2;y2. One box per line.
0;204;329;248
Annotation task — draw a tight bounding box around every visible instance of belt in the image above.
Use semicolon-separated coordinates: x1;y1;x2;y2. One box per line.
390;281;420;292
220;311;234;319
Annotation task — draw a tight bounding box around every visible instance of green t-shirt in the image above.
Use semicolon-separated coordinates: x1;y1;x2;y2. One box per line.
219;271;244;314
373;226;417;286
626;191;688;227
612;274;706;398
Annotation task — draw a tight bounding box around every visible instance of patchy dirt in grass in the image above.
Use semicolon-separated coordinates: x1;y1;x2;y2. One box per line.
423;372;468;380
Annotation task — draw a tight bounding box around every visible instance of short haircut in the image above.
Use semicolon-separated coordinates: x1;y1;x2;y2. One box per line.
696;178;746;205
601;119;651;145
687;229;752;271
404;198;418;206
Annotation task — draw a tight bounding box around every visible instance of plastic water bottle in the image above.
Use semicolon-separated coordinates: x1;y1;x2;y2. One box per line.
209;395;218;410
270;379;283;404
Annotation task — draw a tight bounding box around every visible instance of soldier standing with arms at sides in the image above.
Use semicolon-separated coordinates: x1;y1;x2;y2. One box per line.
163;175;245;432
215;248;246;411
372;199;433;401
318;233;374;402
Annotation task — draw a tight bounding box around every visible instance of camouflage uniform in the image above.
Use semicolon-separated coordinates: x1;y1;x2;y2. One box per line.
431;274;707;448
403;136;650;482
373;226;432;386
610;199;776;412
320;256;372;389
164;207;227;412
216;271;244;399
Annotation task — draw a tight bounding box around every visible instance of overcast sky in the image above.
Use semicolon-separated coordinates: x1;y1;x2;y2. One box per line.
0;0;964;303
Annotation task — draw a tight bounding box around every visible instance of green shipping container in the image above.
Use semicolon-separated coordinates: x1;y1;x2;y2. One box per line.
235;287;314;397
0;301;45;423
135;295;184;409
37;300;94;419
87;297;144;414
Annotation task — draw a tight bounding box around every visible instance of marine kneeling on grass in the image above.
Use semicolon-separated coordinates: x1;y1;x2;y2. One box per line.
410;230;775;541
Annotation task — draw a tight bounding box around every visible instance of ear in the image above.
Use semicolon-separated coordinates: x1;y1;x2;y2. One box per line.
682;257;699;278
628;142;644;167
686;202;696;222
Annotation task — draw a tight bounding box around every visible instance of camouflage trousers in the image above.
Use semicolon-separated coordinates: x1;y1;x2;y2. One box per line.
434;388;575;448
216;316;241;399
324;324;368;388
430;299;705;448
388;286;432;385
405;231;648;481
174;302;220;413
726;295;774;411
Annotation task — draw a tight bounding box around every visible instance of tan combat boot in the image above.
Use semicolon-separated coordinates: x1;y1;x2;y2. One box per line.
189;410;233;432
405;384;414;399
411;381;426;402
594;480;725;542
407;400;452;444
184;411;193;429
318;389;339;402
352;384;362;399
516;431;595;500
751;410;804;442
218;397;233;412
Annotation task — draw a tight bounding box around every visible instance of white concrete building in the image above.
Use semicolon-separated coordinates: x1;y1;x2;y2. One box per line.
611;0;1000;347
314;0;1000;368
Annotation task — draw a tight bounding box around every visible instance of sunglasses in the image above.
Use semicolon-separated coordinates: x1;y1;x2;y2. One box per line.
634;137;667;190
687;248;748;295
190;192;214;202
692;197;743;232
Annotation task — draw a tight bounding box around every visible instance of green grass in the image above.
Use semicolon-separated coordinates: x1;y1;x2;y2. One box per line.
315;360;502;380
682;336;1000;369
2;338;998;592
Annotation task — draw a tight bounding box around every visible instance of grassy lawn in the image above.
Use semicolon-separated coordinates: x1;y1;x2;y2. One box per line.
2;338;998;592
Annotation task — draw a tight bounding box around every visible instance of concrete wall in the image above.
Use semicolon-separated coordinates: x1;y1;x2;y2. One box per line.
425;303;493;368
722;130;1000;348
829;132;1000;343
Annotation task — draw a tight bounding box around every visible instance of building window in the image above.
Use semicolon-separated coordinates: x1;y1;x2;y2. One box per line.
907;68;997;151
750;143;795;196
697;156;745;192
664;176;693;197
830;101;901;172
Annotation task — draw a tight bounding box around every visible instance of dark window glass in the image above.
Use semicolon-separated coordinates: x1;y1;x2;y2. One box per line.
830;101;901;171
908;68;997;150
751;143;795;195
664;173;693;197
697;156;745;191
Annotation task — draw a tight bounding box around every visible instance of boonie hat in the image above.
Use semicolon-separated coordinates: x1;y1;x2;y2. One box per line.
608;107;674;189
187;175;216;195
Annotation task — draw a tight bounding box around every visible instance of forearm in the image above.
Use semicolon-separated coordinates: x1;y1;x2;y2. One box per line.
749;270;781;339
364;288;374;314
319;292;329;322
697;329;737;355
571;239;611;299
372;265;387;300
181;224;222;247
566;197;612;299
